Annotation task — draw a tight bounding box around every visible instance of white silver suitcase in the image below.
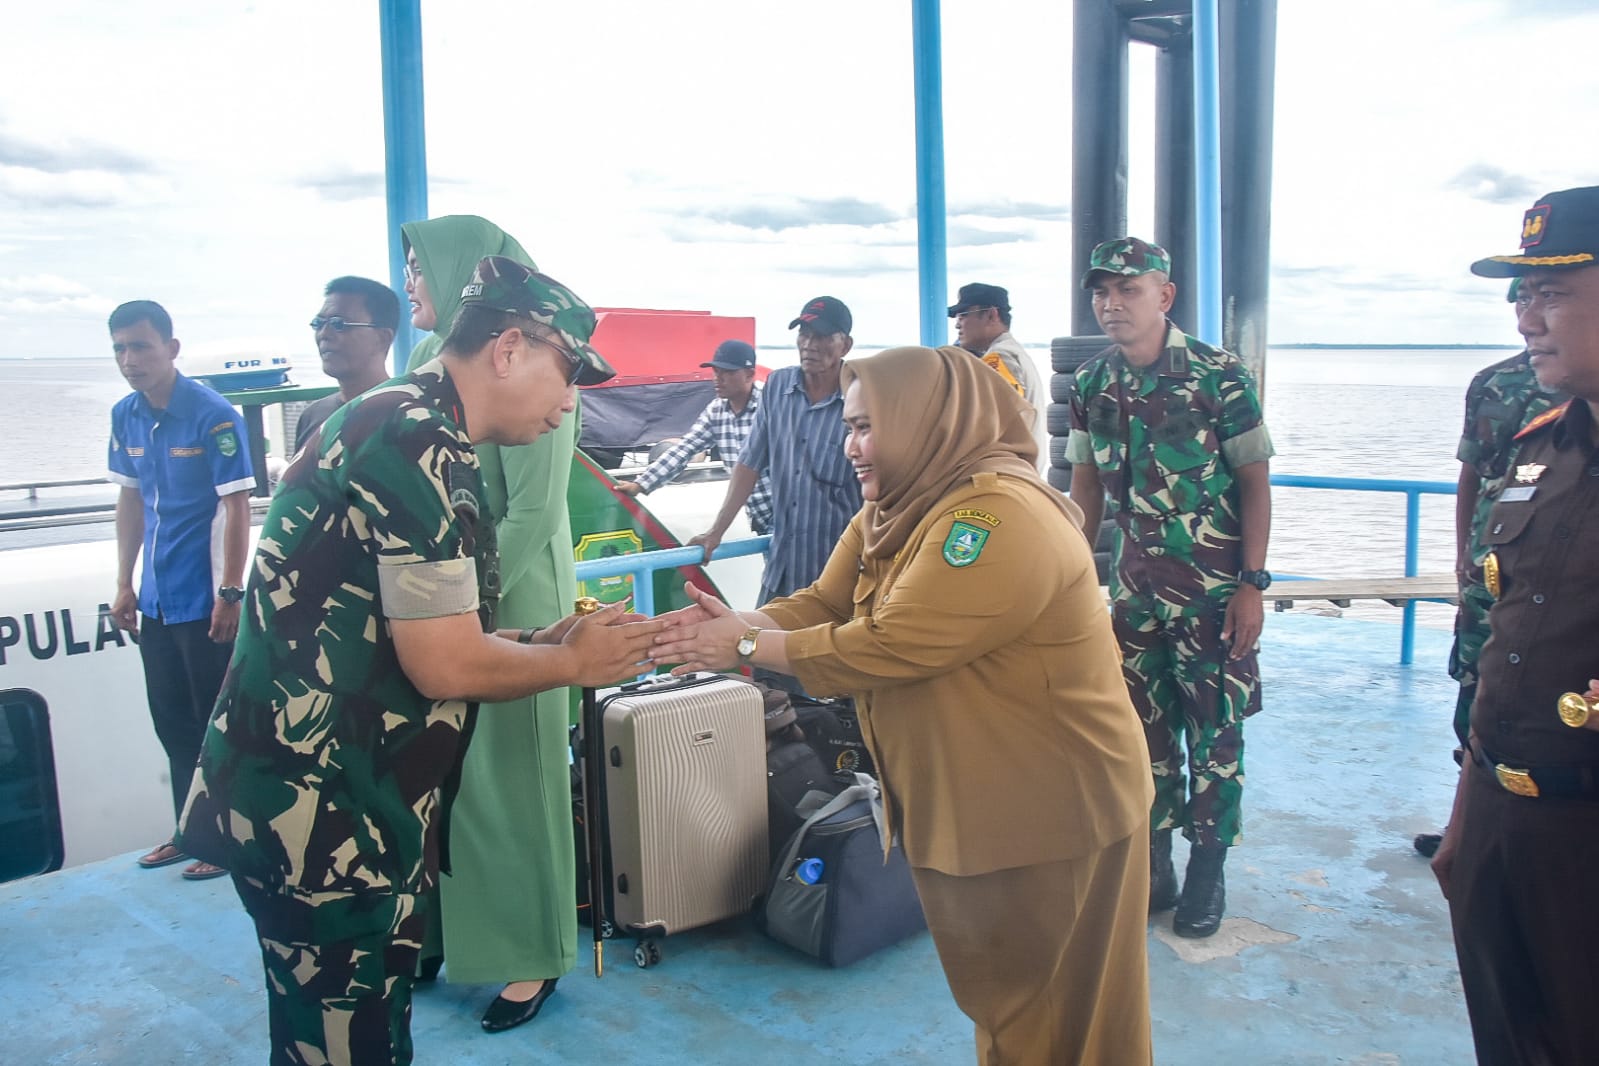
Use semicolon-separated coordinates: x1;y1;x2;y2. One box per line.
597;673;767;959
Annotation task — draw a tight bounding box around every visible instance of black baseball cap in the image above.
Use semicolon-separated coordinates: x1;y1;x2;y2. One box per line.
788;296;852;335
701;339;757;370
1470;186;1599;278
947;283;1010;316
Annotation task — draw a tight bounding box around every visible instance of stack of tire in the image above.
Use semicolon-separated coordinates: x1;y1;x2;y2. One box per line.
1047;335;1115;585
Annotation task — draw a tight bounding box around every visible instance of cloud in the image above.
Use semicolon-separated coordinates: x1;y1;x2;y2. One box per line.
1447;164;1542;205
1497;0;1598;16
0;166;168;208
0;131;153;175
686;196;906;231
948;222;1034;247
950;199;1071;222
777;255;915;278
0;272;105;315
297;170;384;201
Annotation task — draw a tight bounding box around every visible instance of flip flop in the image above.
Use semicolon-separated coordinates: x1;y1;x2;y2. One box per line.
137;841;188;869
181;860;229;882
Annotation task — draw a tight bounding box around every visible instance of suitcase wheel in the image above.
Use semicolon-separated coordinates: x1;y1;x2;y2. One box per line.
633;940;662;969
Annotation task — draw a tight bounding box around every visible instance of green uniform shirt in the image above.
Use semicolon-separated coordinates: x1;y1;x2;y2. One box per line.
1067;323;1274;603
177;360;494;898
1457;350;1564;567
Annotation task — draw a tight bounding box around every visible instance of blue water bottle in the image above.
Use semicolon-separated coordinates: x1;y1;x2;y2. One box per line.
795;858;824;884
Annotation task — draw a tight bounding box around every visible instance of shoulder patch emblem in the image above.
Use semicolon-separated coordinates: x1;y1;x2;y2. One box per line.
952;508;1001;527
1513;402;1568;441
942;520;990;568
210;420;234;434
215;430;238;457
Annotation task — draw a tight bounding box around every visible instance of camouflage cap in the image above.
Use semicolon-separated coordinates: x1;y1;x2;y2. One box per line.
1080;237;1172;289
460;255;615;385
1470;186;1599;279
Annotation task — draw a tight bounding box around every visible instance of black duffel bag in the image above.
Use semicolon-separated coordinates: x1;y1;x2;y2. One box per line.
757;774;926;967
791;695;875;781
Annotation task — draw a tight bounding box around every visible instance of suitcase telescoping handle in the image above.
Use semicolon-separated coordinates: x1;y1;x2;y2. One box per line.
576;596;608;978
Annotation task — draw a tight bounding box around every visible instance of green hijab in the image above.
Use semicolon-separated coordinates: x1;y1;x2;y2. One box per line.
401;214;538;371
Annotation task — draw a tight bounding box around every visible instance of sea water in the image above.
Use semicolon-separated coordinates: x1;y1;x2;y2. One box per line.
0;346;1521;632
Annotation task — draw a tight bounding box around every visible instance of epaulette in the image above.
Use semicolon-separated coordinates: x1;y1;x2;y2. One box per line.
1514;401;1569;441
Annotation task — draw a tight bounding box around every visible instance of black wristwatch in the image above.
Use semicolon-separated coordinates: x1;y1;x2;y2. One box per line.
1238;570;1272;591
217;585;245;605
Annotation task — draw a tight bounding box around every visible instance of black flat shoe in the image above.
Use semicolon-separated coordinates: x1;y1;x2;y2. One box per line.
481;978;557;1033
415;956;443;984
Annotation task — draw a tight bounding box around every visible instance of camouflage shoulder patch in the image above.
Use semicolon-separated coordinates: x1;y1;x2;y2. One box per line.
942;520;990;568
1514;401;1568;441
952;508;1001;527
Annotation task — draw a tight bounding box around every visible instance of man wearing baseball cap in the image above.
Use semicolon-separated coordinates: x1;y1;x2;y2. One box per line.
1432;185;1599;1065
176;255;667;1065
947;282;1048;467
692;296;862;619
1067;236;1275;939
616;339;773;534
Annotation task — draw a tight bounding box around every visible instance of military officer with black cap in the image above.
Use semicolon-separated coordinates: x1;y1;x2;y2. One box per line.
1433;184;1599;1065
947;283;1048;461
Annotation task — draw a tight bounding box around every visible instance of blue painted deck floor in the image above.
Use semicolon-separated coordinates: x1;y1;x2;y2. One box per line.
0;613;1472;1065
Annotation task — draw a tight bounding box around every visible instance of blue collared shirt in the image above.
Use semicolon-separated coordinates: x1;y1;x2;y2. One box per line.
108;372;255;623
738;365;862;602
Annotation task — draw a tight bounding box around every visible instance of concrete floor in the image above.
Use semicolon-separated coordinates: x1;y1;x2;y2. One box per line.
0;612;1471;1065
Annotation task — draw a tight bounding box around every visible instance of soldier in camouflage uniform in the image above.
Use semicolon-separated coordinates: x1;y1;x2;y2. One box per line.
1413;278;1565;857
1068;237;1274;939
176;256;666;1066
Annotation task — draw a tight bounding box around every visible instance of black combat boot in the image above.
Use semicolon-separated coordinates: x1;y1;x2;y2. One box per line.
1149;829;1179;913
1173;843;1227;938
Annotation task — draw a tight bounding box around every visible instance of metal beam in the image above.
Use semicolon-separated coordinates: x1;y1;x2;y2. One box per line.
1071;0;1130;335
1219;0;1278;388
1119;0;1192;18
378;0;428;372
1154;30;1197;333
1191;0;1224;346
911;0;948;347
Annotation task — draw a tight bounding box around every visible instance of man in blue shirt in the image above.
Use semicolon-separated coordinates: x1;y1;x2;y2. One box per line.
106;300;253;882
691;297;863;606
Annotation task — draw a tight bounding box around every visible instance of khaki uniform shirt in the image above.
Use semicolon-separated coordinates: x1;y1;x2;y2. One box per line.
763;472;1153;876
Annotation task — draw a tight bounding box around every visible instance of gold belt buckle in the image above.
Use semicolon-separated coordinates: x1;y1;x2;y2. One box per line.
1494;763;1541;798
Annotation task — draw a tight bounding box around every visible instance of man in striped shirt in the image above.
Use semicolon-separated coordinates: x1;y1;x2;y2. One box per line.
691;296;863;607
615;339;772;534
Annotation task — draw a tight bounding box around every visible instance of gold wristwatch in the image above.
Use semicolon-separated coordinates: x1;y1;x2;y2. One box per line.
736;627;761;663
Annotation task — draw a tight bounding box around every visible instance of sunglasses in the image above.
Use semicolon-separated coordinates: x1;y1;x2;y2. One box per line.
492;327;585;386
310;316;382;333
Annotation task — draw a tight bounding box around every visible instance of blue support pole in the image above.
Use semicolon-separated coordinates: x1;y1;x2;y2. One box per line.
1400;488;1421;666
378;0;429;372
1192;0;1223;346
911;0;948;347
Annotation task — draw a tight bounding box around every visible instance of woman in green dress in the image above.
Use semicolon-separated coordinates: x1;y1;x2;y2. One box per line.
402;214;577;1032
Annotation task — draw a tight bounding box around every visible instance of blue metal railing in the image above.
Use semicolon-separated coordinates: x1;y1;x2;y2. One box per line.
573;535;770;618
570;474;1459;667
1270;474;1458;665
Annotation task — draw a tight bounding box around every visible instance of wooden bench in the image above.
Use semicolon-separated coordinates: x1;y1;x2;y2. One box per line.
1263;575;1459;610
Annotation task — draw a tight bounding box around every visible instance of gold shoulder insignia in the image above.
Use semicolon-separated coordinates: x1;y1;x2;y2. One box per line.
952;508;1001;527
1513;402;1568;441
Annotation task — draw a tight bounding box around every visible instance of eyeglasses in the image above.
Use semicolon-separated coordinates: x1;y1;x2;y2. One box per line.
310;316;382;333
954;307;993;322
492;327;585;386
403;262;422;285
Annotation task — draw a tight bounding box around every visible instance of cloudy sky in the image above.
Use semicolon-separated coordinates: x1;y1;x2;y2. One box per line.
0;0;1594;363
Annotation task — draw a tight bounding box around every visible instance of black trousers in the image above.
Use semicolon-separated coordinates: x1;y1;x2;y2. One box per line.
1449;759;1599;1066
139;613;233;823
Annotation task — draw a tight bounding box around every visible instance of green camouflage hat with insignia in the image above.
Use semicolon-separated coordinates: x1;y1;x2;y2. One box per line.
459;255;615;385
1080;236;1173;289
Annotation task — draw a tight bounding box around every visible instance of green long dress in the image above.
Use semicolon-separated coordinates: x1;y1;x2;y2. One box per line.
402;215;578;983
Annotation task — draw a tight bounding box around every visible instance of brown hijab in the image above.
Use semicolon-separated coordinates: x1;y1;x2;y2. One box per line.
842;345;1084;562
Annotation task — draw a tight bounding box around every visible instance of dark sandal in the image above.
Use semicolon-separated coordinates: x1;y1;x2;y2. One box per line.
137;841;188;869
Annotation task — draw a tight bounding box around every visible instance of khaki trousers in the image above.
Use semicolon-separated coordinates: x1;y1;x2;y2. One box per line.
912;828;1152;1066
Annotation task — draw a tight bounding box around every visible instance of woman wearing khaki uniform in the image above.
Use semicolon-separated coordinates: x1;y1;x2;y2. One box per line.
655;345;1154;1065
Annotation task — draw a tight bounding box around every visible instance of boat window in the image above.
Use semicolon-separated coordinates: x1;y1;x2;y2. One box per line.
0;689;64;884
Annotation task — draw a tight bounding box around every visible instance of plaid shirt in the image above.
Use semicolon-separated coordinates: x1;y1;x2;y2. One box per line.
633;383;773;533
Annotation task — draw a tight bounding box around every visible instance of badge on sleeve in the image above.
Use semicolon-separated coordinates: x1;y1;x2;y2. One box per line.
942;521;990;568
215;430;239;457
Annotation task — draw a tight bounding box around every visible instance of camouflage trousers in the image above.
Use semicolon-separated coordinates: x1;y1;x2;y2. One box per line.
1112;596;1261;848
233;877;430;1066
1447;580;1493;747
